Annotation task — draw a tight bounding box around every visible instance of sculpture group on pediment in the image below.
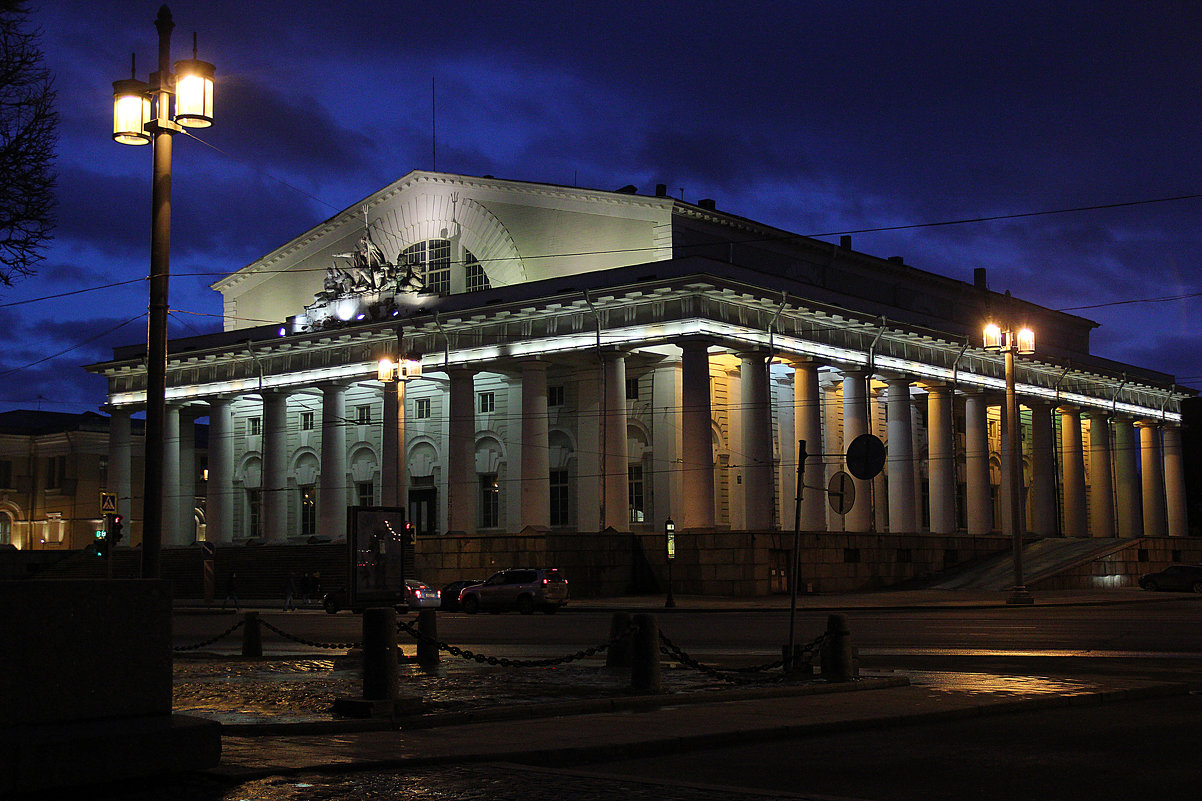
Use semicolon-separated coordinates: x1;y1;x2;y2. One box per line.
299;228;427;333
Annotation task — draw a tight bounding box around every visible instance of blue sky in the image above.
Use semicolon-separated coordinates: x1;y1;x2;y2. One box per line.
5;0;1201;412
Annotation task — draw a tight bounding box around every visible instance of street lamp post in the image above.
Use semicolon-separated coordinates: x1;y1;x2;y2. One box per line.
112;7;215;579
983;316;1036;606
378;352;423;510
664;517;676;608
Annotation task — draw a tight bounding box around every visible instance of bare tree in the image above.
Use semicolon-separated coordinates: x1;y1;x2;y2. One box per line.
0;0;56;286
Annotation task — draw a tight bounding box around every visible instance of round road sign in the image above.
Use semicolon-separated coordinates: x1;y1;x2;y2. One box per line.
846;433;886;480
828;471;855;515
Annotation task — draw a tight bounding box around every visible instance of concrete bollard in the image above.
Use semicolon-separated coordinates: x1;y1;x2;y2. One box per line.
240;611;262;657
820;613;854;682
362;607;399;701
629;613;662;693
416;609;439;668
605;611;633;668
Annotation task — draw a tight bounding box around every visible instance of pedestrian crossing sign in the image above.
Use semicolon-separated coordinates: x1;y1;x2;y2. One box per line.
100;492;117;513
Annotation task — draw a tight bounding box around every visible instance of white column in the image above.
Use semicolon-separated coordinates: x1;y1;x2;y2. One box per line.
107;409;133;527
1163;425;1187;537
178;408;197;544
842;370;872;532
1087;412;1115;538
576;366;601;532
1029;402;1058;537
1114;418;1142;537
652;358;682;529
964;392;991;535
447;369;477;535
926;384;956;534
1139;421;1167;536
911;397;925;530
740;351;773;530
885;378;916;533
1060;406;1087;537
162;404;182;546
680;340;715;529
261;391;289;543
601;351;629;531
871;388;889;533
520;360;550;529
794;362;826;531
207;398;234;543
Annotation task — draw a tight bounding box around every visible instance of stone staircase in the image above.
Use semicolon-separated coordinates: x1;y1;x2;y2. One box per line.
931;538;1135;591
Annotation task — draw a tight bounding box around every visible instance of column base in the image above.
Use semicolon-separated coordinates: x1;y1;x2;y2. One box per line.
1006;587;1035;605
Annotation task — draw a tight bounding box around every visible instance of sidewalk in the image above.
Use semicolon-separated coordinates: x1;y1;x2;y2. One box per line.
213;675;1189;780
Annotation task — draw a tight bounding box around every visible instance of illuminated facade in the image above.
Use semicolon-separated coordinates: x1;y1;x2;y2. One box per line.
88;172;1190;553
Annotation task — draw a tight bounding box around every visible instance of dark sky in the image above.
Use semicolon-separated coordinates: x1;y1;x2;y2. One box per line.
5;0;1201;413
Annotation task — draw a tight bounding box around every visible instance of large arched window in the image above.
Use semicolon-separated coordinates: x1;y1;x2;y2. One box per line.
402;239;491;296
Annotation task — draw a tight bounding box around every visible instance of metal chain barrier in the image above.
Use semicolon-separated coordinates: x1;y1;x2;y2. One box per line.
657;629;828;683
259;618;362;650
172;618;246;652
397;618;635;668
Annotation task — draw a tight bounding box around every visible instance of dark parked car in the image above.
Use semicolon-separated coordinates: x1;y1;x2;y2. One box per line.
1138;565;1202;593
458;568;569;614
440;579;484;611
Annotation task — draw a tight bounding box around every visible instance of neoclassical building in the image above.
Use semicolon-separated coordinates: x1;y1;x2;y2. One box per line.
88;171;1191;582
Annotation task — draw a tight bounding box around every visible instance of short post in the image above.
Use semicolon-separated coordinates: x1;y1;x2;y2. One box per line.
629;613;662;693
362;607;399;701
240;610;262;657
416;608;439;668
820;613;853;682
605;611;633;668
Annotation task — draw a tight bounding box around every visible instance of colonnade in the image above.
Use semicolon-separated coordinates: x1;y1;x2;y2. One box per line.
104;348;1189;546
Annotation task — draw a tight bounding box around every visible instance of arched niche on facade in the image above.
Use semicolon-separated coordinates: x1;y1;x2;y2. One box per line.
408;438;439;479
293;449;320;487
349;446;378;486
548;429;575;471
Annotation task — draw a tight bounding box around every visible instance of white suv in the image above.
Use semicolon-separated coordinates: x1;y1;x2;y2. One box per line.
458;568;569;615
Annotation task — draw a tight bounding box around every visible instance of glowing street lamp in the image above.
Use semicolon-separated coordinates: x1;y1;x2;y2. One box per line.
983;309;1036;605
664;517;676;608
111;7;215;578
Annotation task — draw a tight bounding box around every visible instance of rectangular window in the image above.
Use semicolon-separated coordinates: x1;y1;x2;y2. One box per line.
426;239;452;295
357;481;375;507
479;473;499;528
0;460;13;489
356;404;372;425
247;489;261;539
465;254;490;293
45;455;66;490
628;464;645;523
548;385;565;407
299;485;316;537
478;392;495;414
414;398;431;419
626;377;640;400
248;416;262;436
301;411;315;431
550;469;569;526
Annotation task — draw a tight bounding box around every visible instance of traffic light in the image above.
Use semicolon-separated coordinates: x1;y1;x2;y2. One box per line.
403;520;416;546
108;514;124;544
93;528;108;557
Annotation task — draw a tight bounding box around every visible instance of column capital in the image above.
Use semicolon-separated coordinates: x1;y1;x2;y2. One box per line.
1135;418;1163;430
787;355;825;369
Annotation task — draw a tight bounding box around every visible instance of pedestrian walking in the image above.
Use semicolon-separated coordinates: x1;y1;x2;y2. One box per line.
222;571;240;612
283;572;297;611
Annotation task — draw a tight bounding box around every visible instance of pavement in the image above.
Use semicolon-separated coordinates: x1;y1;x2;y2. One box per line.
180;587;1196;782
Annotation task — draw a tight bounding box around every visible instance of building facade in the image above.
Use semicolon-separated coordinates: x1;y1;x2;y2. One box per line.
87;172;1191;569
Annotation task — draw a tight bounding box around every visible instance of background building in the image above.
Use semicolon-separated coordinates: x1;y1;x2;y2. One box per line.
84;172;1194;594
